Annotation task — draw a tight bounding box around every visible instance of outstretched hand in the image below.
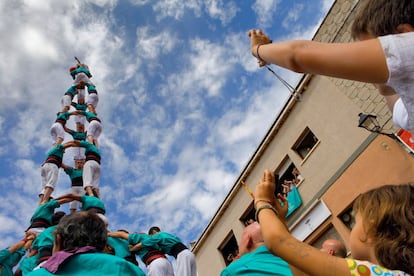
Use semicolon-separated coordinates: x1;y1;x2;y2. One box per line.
248;29;272;67
255;170;289;214
254;169;277;205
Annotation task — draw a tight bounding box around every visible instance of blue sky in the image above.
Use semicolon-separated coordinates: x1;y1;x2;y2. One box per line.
0;0;334;250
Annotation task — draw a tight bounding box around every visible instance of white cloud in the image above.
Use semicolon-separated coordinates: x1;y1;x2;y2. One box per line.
153;0;201;21
152;0;237;25
158;37;234;98
135;26;177;60
282;3;305;30
252;0;282;28
204;0;238;25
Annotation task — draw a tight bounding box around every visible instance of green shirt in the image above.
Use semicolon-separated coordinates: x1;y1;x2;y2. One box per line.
55;112;71;122
33;226;56;251
0;247;25;276
45;144;65;159
19;255;38;275
63;167;83;185
128;233;151;259
107;237;131;259
81;111;99;122
220;245;293;276
140;232;181;255
26;252;145;276
80;195;105;213
79;141;100;157
30;200;61;225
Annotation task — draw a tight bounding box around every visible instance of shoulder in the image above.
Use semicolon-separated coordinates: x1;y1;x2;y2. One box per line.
0;248;12;259
73;253;145;275
26;267;53;275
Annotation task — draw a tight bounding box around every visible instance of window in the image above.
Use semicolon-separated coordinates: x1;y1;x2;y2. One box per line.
218;231;239;266
339;206;355;230
292;127;319;159
240;202;255;226
274;156;303;196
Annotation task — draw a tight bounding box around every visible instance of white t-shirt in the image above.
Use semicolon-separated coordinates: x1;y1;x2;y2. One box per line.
378;32;414;133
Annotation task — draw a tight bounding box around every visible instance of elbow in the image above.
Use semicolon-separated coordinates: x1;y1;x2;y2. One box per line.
288;55;307;74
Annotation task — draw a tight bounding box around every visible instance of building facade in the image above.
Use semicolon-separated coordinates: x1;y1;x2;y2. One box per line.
192;0;414;275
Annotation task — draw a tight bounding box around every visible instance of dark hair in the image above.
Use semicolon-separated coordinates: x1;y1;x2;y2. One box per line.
351;0;414;39
148;226;161;235
353;184;414;274
55;211;107;251
52;211;66;225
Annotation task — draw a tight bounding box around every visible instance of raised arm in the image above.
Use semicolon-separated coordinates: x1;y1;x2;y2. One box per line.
7;232;36;253
61;163;69;170
248;29;389;84
108;231;129;240
63;140;80;149
255;170;349;276
56;193;81;204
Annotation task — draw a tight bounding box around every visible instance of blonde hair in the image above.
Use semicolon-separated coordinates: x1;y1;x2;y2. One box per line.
353;184;414;274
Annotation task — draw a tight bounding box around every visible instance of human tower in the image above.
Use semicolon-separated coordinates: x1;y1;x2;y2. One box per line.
38;58;102;211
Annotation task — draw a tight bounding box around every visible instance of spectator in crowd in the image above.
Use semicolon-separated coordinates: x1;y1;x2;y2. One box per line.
254;169;414;275
320;239;347;258
220;222;292;276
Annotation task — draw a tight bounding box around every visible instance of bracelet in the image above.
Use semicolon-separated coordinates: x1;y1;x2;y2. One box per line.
256;44;265;62
255;204;278;223
254;199;272;208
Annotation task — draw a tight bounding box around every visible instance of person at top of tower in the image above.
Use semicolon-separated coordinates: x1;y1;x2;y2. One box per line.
62;62;98;113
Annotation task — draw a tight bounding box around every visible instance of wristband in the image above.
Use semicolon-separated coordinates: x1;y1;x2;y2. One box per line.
255;204;278;223
256;44;265;62
254;199;272;208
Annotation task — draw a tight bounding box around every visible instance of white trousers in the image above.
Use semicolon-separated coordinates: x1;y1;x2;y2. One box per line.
147;257;174;276
176;249;197;276
41;163;59;190
82;160;100;189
